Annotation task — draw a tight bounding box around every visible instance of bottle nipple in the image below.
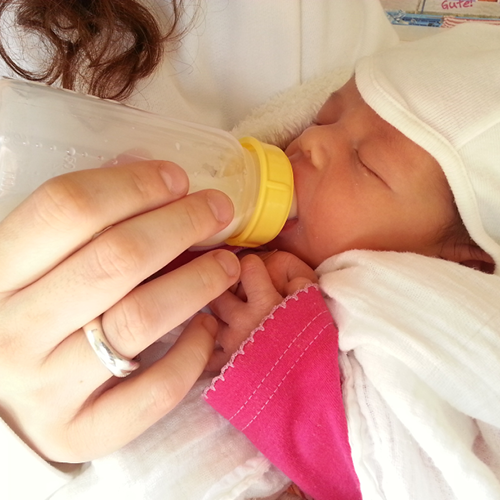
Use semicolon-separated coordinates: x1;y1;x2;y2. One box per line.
288;191;298;220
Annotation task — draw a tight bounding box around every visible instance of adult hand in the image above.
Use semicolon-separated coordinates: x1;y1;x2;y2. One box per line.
0;160;240;463
207;251;317;371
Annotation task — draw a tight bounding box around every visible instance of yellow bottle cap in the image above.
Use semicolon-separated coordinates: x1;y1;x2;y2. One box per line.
225;136;294;248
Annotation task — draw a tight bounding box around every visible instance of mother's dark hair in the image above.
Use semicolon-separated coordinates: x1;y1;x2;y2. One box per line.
0;0;188;100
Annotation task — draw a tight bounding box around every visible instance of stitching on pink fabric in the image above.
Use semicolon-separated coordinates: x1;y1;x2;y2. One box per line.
203;284;319;396
240;323;330;431
227;309;329;422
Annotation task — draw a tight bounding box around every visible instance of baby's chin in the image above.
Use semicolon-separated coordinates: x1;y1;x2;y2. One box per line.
269;218;298;249
268;225;310;262
266;235;287;254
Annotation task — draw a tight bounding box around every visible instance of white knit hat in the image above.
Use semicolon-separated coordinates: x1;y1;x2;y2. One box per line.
355;23;500;275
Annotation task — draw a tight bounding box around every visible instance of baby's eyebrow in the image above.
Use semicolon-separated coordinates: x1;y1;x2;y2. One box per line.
315;90;344;123
327;90;343;104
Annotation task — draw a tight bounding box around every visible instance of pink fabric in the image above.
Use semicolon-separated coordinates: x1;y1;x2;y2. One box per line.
205;285;361;500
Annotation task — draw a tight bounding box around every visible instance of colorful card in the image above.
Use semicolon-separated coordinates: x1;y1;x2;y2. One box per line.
382;0;500;27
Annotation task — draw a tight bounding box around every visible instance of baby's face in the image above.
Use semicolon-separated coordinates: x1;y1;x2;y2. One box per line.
271;77;457;268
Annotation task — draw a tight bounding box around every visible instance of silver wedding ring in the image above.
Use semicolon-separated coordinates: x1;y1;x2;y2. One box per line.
83;317;140;378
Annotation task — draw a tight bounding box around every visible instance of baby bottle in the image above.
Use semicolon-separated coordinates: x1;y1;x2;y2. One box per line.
0;79;295;247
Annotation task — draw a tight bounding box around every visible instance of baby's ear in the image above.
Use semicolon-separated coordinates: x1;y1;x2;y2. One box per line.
439;241;495;274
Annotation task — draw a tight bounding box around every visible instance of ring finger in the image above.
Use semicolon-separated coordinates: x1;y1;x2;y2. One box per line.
47;249;240;391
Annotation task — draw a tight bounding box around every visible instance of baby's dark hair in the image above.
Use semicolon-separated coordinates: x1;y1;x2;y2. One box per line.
0;0;190;100
438;205;494;273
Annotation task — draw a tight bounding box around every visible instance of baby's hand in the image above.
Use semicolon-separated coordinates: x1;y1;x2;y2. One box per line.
206;251;317;371
259;250;318;297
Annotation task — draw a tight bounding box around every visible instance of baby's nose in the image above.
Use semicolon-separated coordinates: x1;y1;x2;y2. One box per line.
297;124;342;171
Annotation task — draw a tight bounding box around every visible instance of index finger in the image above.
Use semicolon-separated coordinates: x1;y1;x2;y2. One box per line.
0;161;188;293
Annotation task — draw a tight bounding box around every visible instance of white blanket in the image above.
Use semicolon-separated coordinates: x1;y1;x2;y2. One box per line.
318;251;500;500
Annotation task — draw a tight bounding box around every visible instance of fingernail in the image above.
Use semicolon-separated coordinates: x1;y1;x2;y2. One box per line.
159;162;188;195
214;250;240;278
206;191;234;224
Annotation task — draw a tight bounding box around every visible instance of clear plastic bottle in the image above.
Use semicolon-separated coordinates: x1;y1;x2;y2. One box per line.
0;79;295;247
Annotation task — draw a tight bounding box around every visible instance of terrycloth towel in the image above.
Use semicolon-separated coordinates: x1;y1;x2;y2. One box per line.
318;250;500;500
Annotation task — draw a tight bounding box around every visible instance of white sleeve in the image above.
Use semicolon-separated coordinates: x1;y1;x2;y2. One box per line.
1;373;288;500
48;377;289;500
1;418;78;500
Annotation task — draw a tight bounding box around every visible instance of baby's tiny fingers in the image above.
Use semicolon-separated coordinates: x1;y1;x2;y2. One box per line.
206;349;233;372
239;254;281;303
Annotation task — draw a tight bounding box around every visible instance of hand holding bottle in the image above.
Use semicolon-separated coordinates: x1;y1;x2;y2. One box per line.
0;160;240;463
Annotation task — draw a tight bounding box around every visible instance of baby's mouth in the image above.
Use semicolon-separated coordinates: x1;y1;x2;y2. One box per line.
288;190;298;220
280;216;298;233
278;185;298;233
